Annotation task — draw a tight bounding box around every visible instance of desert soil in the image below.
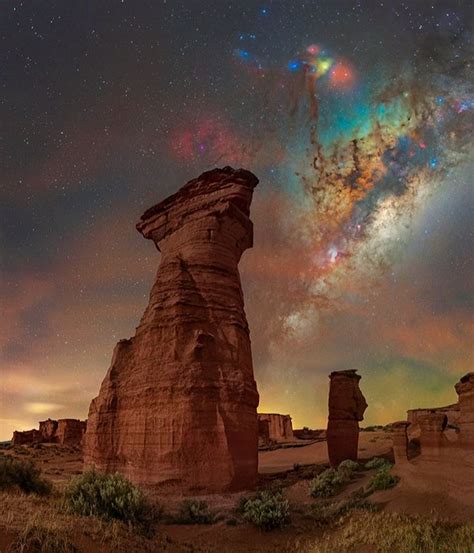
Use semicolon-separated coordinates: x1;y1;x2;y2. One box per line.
0;431;472;553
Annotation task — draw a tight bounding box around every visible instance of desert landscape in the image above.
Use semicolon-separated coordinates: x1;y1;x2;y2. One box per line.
2;2;473;552
1;168;473;552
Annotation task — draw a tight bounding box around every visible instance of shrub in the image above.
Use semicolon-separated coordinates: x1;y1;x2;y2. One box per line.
64;470;155;529
242;490;290;531
337;460;360;480
175;499;213;524
10;521;79;553
365;457;392;471
0;457;52;495
367;468;399;492
309;468;345;498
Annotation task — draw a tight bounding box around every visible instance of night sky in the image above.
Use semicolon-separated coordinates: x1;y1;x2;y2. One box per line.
1;1;473;440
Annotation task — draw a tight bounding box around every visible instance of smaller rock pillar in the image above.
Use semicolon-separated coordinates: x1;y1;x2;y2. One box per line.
327;369;367;466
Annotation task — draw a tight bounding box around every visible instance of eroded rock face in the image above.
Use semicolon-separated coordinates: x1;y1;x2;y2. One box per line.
39;419;58;442
83;167;260;492
56;419;87;445
390;421;410;464
327;369;367;466
258;413;293;444
11;418;86;446
456;372;474;447
12;429;41;445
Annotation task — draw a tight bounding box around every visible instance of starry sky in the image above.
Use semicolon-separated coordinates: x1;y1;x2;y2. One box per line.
1;1;473;440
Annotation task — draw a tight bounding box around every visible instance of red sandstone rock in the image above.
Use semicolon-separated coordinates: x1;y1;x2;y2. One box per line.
389;421;411;464
417;412;448;460
258;413;293;444
83;167;260;492
326;369;367;466
258;418;270;447
12;429;42;445
455;372;474;448
56;419;87;446
11;418;86;447
39;419;58;442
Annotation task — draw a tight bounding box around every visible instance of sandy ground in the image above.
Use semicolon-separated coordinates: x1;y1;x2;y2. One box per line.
1;432;473;552
258;432;393;473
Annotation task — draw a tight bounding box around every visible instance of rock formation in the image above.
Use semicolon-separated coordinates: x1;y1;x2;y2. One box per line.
258;413;293;445
455;372;474;448
293;428;326;441
12;429;41;445
326;369;367;466
83;167;260;492
11;418;86;446
390;421;410;464
407;403;460;428
392;372;474;465
56;419;87;445
258;418;270;447
418;412;448;460
39;419;58;441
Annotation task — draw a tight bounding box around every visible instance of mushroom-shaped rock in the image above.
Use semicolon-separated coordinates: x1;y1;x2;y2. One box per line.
83;167;260;492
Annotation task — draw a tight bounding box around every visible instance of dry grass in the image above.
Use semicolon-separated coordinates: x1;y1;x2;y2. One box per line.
306;510;474;553
0;491;168;553
9;516;79;553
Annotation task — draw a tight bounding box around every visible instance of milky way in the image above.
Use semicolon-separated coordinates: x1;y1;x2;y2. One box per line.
1;1;473;438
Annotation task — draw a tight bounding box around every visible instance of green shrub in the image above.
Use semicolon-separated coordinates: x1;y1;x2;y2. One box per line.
0;457;52;495
175;499;213;524
309;468;345;498
10;521;79;553
337;459;360;480
367;468;399;492
365;457;392;471
64;470;154;529
242;490;290;531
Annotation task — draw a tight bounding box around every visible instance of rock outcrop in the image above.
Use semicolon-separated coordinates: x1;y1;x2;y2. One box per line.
326;369;367;466
11;418;86;446
56;419;87;445
293;428;326;441
39;419;58;441
407;403;460;428
258;413;293;445
12;429;41;445
83;167;260;492
455;372;474;448
390;421;410;464
393;372;474;465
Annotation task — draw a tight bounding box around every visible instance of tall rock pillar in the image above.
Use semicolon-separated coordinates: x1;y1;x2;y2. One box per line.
83;167;260;492
327;369;367;466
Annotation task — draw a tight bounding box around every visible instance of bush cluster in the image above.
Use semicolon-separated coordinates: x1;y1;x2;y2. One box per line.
337;460;360;480
367;468;399;492
175;499;213;524
0;457;52;495
241;490;290;531
365;457;392;471
64;470;154;530
309;468;345;498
